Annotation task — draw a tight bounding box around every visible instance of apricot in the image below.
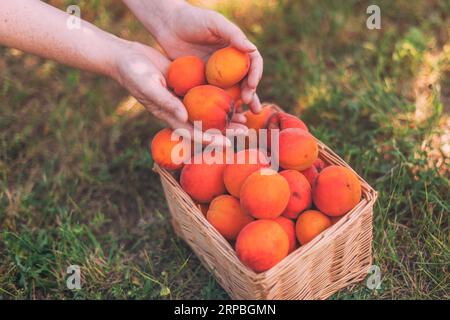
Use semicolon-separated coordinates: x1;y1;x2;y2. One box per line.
277;128;318;171
312;166;362;216
300;165;319;186
224;84;243;112
267;112;308;132
273;216;297;254
295;210;331;245
279;170;312;219
207;195;254;241
240;168;290;219
206;47;250;88
245;105;276;130
167;56;206;96
151;128;189;170
235;220;289;272
180;154;226;203
183;85;234;131
223;149;269;198
266;112;308;148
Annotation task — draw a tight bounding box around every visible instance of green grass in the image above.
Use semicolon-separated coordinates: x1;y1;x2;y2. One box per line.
0;0;449;299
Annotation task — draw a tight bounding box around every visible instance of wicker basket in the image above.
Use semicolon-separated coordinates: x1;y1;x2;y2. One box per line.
153;105;378;300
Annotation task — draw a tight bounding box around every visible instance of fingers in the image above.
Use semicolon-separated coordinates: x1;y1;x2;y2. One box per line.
145;81;188;122
232;112;247;124
211;13;256;53
247;93;261;114
247;50;263;90
164;117;232;148
241;50;263;112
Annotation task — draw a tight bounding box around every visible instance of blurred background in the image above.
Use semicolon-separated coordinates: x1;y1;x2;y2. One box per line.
0;0;448;299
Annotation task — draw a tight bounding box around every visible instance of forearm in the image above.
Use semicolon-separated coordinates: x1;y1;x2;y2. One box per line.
122;0;187;40
0;0;128;78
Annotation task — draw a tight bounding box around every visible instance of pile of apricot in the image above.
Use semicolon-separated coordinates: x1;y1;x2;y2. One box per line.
151;47;362;273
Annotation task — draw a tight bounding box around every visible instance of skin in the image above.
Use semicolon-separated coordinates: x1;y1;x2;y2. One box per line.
0;0;263;147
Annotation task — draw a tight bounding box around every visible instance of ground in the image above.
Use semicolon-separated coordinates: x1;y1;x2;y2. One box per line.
0;0;449;299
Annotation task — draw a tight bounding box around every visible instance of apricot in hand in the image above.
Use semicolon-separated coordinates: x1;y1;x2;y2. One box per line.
206;47;250;88
167;56;206;96
183;85;234;132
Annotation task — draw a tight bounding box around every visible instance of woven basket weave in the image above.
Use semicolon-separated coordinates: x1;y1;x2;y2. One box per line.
153;104;378;300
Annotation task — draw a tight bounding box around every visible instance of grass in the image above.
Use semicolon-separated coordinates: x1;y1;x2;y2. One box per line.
0;0;449;299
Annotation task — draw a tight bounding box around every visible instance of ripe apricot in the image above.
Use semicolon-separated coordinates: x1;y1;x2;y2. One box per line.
240;168;290;219
267;112;308;132
151;128;189;170
207;195;254;241
300;165;319;186
295;210;331;245
206;47;250;88
279;170;312;219
236;219;289;272
183;85;234;131
224;84;243;112
273;216;297;254
266;112;308;148
167;56;206;96
180;154;226;203
312;166;362;216
245;105;276;130
223;149;269;198
277;128;318;171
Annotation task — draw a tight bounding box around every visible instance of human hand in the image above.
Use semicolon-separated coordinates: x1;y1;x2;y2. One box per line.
122;0;263;113
113;41;246;146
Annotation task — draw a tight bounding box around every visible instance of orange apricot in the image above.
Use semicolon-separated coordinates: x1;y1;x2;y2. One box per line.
279;170;312;219
273;216;297;254
224;84;243;112
245;105;276;131
167;56;206;96
150;128;189;170
295;210;331;245
207;195;254;241
312;166;362;216
223;149;269;198
240;168;290;219
235;219;289;272
266;112;308;149
267;112;308;132
183;85;234;131
180;154;226;203
277;128;318;171
206;47;250;88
